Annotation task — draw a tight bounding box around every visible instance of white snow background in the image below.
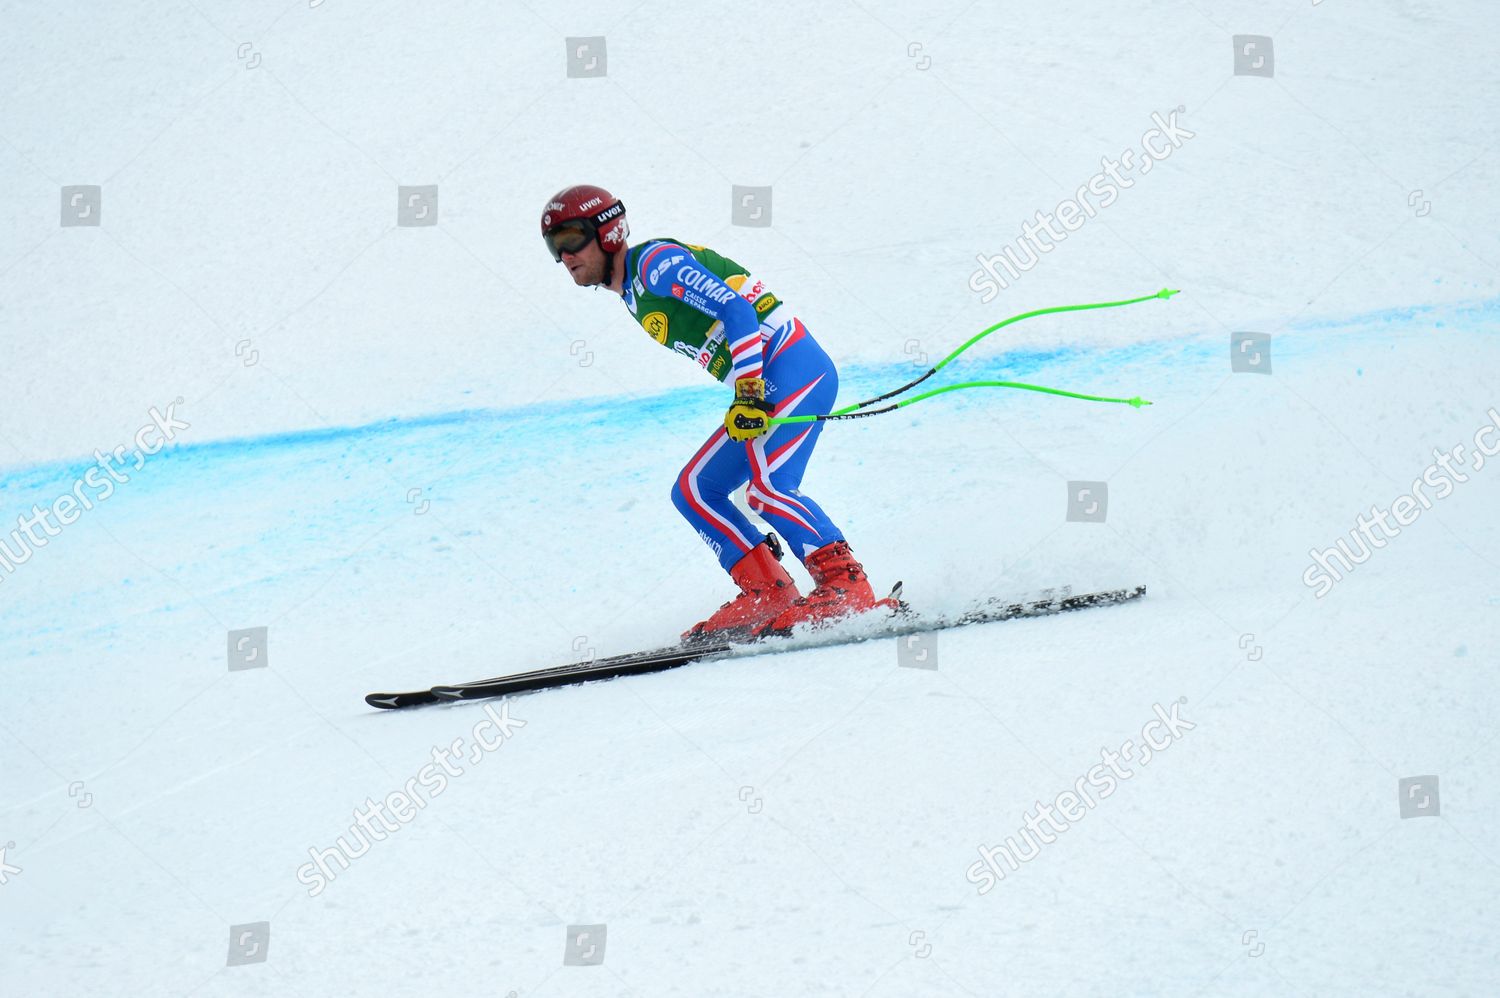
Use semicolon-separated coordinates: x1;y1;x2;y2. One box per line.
1;1;1498;996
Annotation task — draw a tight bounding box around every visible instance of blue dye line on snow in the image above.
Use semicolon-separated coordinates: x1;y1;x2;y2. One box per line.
4;296;1496;498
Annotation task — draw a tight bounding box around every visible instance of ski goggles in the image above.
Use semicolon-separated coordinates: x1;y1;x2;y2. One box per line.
543;219;594;262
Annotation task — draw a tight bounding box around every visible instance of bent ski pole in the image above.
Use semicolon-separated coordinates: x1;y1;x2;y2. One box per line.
772;381;1151;423
768;288;1175;425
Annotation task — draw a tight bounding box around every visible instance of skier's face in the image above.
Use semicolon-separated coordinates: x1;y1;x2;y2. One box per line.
560;239;606;287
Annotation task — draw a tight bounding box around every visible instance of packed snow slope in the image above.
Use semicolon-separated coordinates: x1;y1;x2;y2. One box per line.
2;1;1498;996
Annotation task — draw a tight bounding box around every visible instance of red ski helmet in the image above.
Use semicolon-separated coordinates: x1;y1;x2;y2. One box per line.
540;185;629;262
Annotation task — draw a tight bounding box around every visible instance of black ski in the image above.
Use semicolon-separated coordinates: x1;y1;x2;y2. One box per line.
362;639;733;709
365;584;1144;710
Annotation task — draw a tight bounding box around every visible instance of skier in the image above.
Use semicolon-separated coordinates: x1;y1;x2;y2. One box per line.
541;184;898;641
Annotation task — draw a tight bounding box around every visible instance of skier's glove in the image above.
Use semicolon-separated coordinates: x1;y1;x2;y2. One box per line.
725;377;773;442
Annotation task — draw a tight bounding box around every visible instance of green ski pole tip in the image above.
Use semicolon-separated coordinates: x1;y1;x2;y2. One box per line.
1156;288;1181;299
1128;397;1152;408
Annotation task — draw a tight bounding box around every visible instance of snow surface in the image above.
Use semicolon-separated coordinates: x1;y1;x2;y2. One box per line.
2;1;1498;996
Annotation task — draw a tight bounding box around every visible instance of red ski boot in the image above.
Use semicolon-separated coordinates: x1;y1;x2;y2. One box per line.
683;537;803;642
758;540;899;636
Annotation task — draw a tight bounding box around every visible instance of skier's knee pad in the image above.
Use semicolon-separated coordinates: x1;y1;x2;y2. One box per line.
669;478;692;518
673;475;733;521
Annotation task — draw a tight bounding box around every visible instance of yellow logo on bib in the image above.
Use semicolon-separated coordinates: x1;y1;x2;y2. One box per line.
643;311;670;343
